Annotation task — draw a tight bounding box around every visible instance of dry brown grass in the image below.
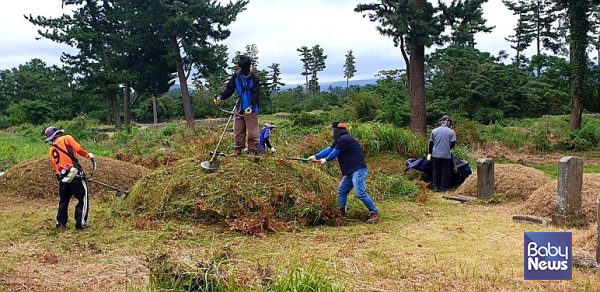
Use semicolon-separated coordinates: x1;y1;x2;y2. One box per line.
0;155;150;200
453;164;551;201
522;173;600;223
1;189;600;291
573;225;599;253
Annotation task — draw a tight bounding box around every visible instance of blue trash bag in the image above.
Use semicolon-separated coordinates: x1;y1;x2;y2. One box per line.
404;154;472;189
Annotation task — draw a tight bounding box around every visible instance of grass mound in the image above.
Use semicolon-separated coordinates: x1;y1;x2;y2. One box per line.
119;157;342;236
0;155;150;200
453;164;551;201
522;173;600;223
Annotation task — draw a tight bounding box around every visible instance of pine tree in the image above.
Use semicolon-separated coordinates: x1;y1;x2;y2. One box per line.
309;45;327;95
297;46;312;93
158;0;248;126
268;63;285;94
503;0;536;64
442;0;495;48
27;0;128;127
343;50;357;89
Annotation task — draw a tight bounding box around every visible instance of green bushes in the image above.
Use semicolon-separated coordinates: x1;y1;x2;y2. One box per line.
348;91;380;122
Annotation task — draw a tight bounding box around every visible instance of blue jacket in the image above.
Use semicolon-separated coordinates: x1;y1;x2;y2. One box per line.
218;72;261;114
259;127;271;149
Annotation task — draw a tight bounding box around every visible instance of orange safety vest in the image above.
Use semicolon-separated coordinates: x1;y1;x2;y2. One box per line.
48;135;89;175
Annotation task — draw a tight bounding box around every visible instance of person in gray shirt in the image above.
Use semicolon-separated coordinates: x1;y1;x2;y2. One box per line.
427;115;456;192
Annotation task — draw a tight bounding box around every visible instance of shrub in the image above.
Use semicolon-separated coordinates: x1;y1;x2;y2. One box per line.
350;122;427;157
347;91;380;122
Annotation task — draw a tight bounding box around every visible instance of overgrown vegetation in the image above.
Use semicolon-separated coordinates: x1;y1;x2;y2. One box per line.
120;158;344;236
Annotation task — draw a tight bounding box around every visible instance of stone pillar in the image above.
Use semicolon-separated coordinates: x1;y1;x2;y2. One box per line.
476;158;494;199
551;156;586;227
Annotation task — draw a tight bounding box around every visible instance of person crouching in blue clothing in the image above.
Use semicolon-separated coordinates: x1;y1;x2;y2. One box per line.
258;121;276;155
308;121;380;223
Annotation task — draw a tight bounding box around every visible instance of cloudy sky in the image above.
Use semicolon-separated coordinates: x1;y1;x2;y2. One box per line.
0;0;535;85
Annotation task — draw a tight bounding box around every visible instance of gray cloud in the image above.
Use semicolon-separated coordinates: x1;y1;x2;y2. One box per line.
1;0;556;85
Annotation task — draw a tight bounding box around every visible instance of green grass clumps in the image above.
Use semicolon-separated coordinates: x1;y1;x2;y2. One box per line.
371;174;420;200
147;252;344;291
120;157;344;236
350;122;427;157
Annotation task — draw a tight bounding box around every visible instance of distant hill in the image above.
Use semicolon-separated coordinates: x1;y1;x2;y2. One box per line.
169;78;378;92
280;78;378;91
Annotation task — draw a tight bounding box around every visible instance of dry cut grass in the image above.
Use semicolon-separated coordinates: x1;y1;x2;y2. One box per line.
0;155;150;200
453;164;551;201
522;173;600;223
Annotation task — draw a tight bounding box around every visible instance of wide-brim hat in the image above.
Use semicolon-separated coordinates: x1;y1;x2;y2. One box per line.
264;121;276;128
44;126;64;142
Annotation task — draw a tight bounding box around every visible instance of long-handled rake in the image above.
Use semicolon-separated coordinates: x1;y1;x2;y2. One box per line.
200;101;240;172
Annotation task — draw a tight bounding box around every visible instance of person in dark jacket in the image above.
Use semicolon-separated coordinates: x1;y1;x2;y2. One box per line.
214;55;261;161
427;115;457;192
308;121;380;223
259;121;276;154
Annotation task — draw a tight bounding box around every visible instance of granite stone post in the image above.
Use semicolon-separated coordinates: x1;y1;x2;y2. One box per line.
551;156;586;227
476;158;494;199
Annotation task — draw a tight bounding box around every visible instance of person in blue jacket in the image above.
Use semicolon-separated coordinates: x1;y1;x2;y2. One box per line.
308;121;380;223
214;55;261;161
259;121;276;154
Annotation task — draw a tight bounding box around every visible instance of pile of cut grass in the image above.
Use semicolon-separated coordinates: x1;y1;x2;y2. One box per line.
0;155;150;200
523;173;600;223
573;225;598;253
119;157;343;236
453;164;551;201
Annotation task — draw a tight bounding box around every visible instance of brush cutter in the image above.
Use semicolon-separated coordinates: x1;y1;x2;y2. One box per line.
284;157;320;163
85;158;130;198
201;101;240;172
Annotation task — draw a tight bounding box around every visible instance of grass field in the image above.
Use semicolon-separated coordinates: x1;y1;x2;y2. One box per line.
1;117;599;291
0;194;598;291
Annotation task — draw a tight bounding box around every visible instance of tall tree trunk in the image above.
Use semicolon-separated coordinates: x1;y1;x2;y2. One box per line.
171;38;194;126
110;93;121;128
152;95;158;125
304;71;309;94
99;42;121;128
400;36;410;95
346;77;349;90
568;0;590;131
106;95;111;125
409;0;427;137
409;44;427;137
123;83;131;126
536;1;541;76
